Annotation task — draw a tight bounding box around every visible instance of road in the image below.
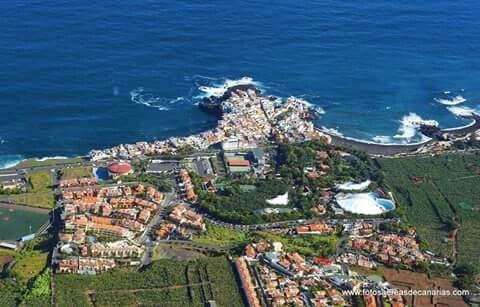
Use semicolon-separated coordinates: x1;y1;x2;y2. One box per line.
138;192;175;266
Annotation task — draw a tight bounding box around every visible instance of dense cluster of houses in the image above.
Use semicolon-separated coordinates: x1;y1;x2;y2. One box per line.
155;204;205;240
58;177;97;188
89;87;330;162
344;232;430;268
167;204;205;231
293;223;337;235
56;257;116;274
177;169;197;201
56;183;163;274
240;240;405;307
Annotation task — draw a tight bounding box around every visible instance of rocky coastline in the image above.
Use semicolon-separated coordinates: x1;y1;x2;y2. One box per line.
88;84;480;161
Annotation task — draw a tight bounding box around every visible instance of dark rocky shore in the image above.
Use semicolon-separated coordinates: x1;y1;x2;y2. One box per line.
326;115;480;156
199;84;261;117
327;134;433;156
197;83;480;157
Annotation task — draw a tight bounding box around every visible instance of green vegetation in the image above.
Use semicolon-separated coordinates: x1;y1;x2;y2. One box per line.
26;171;53;194
198;180;300;224
276;141;377;189
378;152;480;272
20;268;51;307
0;280;21;307
2;193;55;209
454;264;480;292
55;257;244;307
59;166;92;179
0;235;53;306
15;169;55;207
198;140;377;224
12;157;86;169
119;173;173;192
11;236;53;285
193;223;249;247
253;231;340;257
0;170;56;208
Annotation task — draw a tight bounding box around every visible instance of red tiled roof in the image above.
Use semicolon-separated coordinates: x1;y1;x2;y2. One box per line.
228;160;250;167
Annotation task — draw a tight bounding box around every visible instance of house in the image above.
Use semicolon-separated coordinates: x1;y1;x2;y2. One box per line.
0;173;26;190
90;240;143;258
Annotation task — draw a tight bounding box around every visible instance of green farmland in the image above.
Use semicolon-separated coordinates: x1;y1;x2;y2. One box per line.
55;256;244;307
378;152;480;268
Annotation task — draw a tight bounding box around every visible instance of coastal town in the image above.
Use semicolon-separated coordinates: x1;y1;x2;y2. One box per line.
0;84;479;306
88;84;331;162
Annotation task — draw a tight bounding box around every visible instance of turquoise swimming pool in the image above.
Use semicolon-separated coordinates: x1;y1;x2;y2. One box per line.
369;193;396;211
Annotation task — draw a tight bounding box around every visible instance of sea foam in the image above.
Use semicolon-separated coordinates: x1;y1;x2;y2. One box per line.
197;76;260;98
320;126;343;136
447;105;477;117
0;154;25;169
129;87;186;111
394;113;438;142
434;95;466;106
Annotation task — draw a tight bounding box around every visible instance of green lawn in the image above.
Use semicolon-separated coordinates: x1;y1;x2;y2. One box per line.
26;171;53;193
253;231;340;257
193;223;249;247
59;166;93;179
3;193;55;208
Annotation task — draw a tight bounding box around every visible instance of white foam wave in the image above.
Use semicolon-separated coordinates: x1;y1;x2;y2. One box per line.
197;76;260;98
394;113;438;141
447;106;477;117
130;87;184;111
320;126;343;136
289;96;325;114
434;95;466;106
316;106;326;114
34;156;70;161
0;155;25;169
372;135;393;144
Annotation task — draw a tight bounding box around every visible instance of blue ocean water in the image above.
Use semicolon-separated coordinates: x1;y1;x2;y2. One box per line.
1;1;480;167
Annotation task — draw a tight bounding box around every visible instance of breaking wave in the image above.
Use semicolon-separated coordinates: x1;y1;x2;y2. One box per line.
130;87;187;111
393;113;438;142
196;76;261;98
434;95;466;106
34;156;70;161
0;154;25;169
447;105;478;117
372;135;393;144
320;126;343;136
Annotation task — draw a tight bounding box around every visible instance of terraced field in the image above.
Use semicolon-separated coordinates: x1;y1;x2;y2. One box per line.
378;152;480;268
55;256;244;307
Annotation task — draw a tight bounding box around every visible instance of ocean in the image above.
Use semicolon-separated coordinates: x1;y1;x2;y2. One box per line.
1;1;480;168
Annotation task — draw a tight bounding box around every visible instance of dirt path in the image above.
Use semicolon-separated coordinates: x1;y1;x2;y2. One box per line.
85;281;214;295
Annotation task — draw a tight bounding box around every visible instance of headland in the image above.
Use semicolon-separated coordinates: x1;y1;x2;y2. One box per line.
88;83;479;160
